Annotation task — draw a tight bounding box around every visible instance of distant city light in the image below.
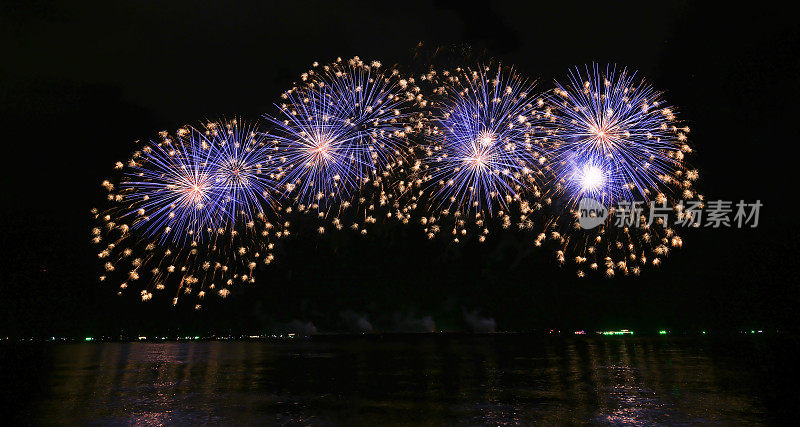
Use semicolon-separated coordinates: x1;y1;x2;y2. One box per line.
599;329;634;335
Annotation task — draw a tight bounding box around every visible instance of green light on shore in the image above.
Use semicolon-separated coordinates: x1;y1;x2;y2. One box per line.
659;330;668;335
85;337;93;341
702;331;707;334
600;330;634;335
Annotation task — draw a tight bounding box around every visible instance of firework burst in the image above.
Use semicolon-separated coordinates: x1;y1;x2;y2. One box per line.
541;64;700;276
91;57;706;308
92;119;288;306
411;64;551;242
265;57;419;235
202;120;280;224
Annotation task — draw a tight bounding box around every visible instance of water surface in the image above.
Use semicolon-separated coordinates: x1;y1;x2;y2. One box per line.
3;335;796;424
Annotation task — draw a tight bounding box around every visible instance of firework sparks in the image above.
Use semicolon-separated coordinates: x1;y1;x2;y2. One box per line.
92;119;287;305
547;64;691;206
266;57;415;210
543;64;700;276
265;57;420;236
202;120;280;225
410;64;550;242
91;59;705;307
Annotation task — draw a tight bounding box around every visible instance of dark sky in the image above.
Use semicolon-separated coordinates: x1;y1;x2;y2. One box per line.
1;1;798;337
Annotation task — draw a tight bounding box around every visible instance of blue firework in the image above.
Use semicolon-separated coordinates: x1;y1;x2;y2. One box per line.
542;65;698;277
265;57;413;209
267;92;365;207
547;64;690;206
118;128;222;243
200;119;279;224
421;65;548;216
116;120;279;243
95;120;287;305
315;58;411;172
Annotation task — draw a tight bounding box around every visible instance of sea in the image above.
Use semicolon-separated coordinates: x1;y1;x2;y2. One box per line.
2;334;797;425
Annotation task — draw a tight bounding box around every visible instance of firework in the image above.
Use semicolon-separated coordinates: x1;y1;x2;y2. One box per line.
114;128;219;243
202;120;280;224
541;64;700;276
92;119;287;306
91;57;704;308
410;64;551;242
265;57;419;235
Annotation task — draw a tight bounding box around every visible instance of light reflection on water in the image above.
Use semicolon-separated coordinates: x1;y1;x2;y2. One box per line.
6;336;777;424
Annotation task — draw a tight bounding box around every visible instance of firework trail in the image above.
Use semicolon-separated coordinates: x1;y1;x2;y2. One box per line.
540;64;700;276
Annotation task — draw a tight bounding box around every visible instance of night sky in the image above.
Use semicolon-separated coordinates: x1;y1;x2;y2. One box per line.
1;1;798;337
